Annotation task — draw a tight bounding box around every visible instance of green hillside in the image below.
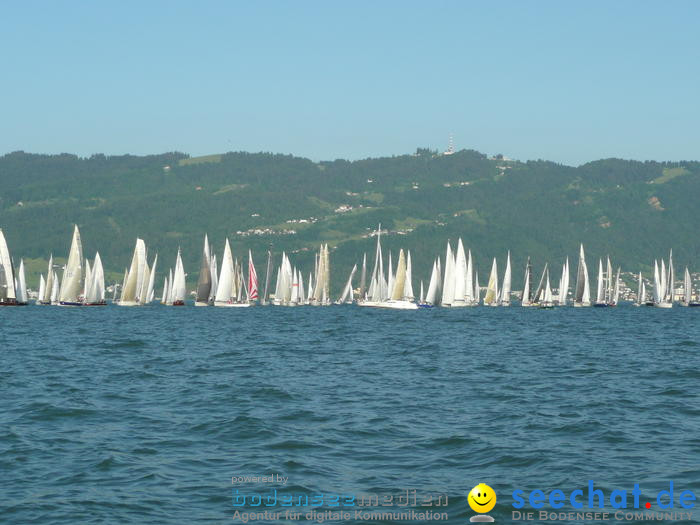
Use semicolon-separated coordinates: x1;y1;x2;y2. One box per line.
1;149;699;293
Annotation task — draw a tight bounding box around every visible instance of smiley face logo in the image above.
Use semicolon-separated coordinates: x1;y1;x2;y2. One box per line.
468;483;496;514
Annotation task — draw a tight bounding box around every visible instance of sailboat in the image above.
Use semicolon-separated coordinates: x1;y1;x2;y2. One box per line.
380;249;418;309
0;228;18;306
420;258;441;308
358;253;367;303
634;272;646;307
336;264;357;304
248;250;258;304
531;262;549;307
483;258;499;306
499;251;511;306
167;248;186;306
573;244;591;307
311;244;331;306
466;250;477;306
117;238;155;306
58;225;85;306
359;226;388;307
161;270;171;304
594;257;617;307
451;239;468;307
84;252;107;305
679;267;699;307
539;268;554;308
440;241;455;307
50;271;60;304
654;251;673;308
521;257;533;307
15;259;28;305
215;239;246;307
38;255;55;305
195;234;212;306
556;257;569;306
37;274;46;305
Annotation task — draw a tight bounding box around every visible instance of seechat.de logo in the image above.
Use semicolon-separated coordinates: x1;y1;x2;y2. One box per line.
468;483;496;522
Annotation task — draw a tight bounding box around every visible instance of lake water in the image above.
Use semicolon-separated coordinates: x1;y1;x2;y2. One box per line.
1;305;698;524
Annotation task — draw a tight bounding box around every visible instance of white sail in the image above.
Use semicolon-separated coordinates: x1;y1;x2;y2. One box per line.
171;248;186;304
441;242;455;306
557;257;569;305
387;251;394;300
390;249;406;301
666;250;674;303
83;259;92;301
683;267;692;305
500;251;511;306
146;254;157;303
38;274;46;304
215;240;234;306
93;252;106;302
453;239;467;306
466;250;474;304
120;239;145;305
404;251;414;300
337;264;357;304
484;258;499;306
195;234;212;305
16;259;28;304
42;255;54;303
612;267;620;305
425;259;440;305
209;254;218;303
161;274;169;304
543;270;553;306
138;261;151;305
359;253;367;300
0;228;16;303
51;270;60;303
595;259;605;304
574;244;591;306
59;225;84;304
653;260;661;304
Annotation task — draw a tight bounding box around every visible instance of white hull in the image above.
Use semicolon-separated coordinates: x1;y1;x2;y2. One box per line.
214;302;252;308
116;301;140;307
194;301;210;307
654;302;673;308
573;302;591;308
376;300;418;310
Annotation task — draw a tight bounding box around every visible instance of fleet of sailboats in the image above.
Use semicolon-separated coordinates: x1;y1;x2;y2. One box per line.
1;225;699;309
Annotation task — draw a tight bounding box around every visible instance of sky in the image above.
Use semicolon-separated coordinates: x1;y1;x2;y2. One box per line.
2;1;699;165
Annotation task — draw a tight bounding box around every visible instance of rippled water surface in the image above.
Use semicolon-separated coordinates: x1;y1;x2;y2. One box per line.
2;305;699;524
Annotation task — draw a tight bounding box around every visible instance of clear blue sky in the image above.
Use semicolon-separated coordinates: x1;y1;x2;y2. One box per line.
2;1;699;165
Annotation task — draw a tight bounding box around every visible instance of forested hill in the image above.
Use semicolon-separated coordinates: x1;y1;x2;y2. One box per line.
1;148;699;292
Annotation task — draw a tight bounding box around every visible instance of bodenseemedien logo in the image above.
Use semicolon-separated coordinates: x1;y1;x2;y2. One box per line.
468;483;496;522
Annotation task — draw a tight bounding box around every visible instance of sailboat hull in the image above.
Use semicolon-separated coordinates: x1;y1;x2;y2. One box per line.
377;300;418;310
0;298;18;306
194;301;210;307
58;301;83;307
